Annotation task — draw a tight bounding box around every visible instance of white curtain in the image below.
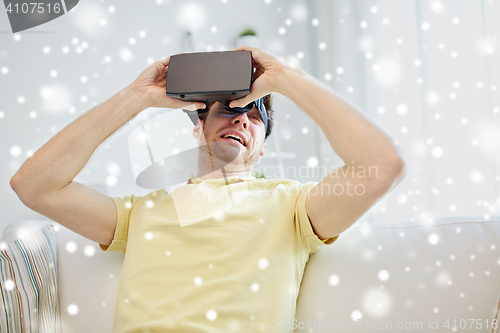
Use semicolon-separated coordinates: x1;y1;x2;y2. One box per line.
306;0;500;224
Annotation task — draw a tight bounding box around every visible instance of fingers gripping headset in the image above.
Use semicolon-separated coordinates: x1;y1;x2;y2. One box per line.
165;51;268;134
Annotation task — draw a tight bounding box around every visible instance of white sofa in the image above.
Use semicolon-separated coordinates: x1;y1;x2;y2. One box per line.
2;215;500;333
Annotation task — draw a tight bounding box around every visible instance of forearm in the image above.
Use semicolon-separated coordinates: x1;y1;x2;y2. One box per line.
11;87;147;199
276;67;404;177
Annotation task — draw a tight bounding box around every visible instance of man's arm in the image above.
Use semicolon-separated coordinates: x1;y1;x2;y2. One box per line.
10;87;148;246
10;55;206;247
276;66;406;240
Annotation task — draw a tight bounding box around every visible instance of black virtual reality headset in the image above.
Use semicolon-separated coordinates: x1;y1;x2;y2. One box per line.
165;51;268;133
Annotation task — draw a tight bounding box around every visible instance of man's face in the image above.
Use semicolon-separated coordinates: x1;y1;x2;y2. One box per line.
193;101;267;167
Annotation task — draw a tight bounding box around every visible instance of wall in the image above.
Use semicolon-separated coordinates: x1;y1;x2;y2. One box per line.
307;0;500;223
1;0;321;231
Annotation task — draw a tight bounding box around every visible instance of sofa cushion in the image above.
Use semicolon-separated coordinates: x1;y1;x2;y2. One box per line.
1;220;124;333
295;216;500;332
0;224;60;333
55;225;124;333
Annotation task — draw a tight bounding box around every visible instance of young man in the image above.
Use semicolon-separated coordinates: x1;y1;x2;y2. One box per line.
11;46;406;332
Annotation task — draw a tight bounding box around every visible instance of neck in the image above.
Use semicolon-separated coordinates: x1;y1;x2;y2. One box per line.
197;168;253;180
196;145;254;180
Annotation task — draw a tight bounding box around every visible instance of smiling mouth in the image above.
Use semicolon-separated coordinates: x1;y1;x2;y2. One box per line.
220;134;245;146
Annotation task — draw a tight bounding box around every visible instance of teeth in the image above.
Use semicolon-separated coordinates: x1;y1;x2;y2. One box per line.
223;134;244;145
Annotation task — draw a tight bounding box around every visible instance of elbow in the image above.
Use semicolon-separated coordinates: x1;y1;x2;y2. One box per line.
370;154;406;193
10;174;36;206
382;157;407;191
393;147;407;177
384;148;406;178
392;156;407;180
10;174;22;195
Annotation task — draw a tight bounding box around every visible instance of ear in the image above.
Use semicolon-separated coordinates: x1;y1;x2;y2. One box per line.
257;142;267;162
192;119;203;141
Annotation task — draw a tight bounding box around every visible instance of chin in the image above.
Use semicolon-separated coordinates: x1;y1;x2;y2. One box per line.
202;142;246;167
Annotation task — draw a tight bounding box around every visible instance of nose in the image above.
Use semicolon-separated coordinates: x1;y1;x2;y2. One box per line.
232;112;249;130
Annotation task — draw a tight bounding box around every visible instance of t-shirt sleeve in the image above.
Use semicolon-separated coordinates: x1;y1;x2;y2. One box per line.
99;194;141;254
292;182;340;256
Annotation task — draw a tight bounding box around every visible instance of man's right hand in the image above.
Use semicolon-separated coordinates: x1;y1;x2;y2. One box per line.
127;53;206;111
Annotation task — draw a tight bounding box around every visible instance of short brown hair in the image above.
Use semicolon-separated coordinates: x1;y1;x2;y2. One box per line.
198;94;275;140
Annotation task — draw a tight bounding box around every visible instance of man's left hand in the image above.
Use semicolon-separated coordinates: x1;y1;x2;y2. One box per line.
228;45;293;108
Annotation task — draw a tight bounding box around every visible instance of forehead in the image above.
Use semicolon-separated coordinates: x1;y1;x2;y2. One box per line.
208;101;222;110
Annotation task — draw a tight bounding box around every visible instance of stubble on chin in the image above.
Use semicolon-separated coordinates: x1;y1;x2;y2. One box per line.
198;141;243;168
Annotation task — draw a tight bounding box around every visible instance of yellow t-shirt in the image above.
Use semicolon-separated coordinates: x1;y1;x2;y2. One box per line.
99;175;339;333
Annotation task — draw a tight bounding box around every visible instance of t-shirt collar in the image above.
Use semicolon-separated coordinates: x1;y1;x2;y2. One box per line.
186;174;256;185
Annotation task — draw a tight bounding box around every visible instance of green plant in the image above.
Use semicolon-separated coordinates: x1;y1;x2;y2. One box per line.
252;169;266;179
239;27;257;37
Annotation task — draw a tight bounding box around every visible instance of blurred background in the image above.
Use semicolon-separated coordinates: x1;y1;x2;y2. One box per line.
1;0;499;232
